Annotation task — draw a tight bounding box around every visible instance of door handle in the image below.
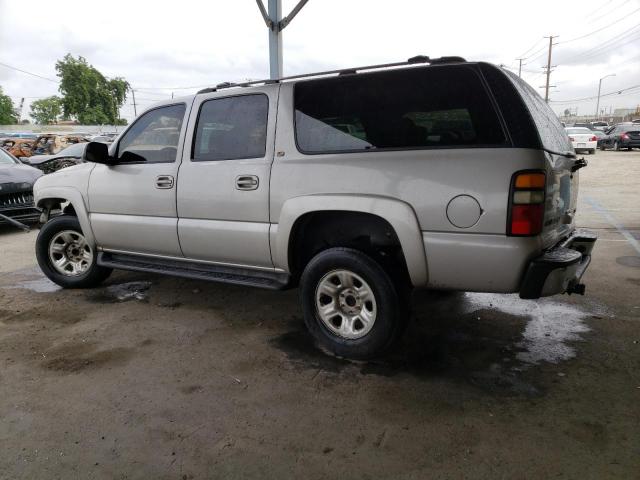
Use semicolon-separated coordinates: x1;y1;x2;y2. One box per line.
156;175;174;189
235;175;259;190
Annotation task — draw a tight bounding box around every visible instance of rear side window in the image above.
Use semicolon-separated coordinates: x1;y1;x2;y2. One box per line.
294;65;507;154
118;104;186;163
193;94;268;161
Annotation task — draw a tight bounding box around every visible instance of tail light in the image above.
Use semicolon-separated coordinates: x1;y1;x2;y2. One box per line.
568;136;575;141
590;136;597;141
508;171;546;236
621;133;629;140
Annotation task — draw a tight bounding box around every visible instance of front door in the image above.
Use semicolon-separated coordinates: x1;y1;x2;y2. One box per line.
176;86;279;269
88;102;191;256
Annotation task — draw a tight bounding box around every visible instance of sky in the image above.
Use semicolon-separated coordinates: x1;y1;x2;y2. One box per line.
0;0;638;123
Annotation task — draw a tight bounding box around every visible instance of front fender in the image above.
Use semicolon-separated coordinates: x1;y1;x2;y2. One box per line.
272;194;428;287
35;186;96;247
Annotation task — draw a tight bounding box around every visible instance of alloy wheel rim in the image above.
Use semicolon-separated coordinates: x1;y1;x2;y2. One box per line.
315;269;377;340
48;229;93;276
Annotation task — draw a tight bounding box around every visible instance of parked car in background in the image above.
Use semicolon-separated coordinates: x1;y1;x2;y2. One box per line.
565;127;597;154
0;147;42;229
21;142;87;174
87;135;115;144
32;134;86;155
591;129;608;148
2;138;35;158
572;122;591;129
598;123;640;151
590;121;609;131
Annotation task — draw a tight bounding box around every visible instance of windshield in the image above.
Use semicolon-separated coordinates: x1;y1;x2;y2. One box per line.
566;128;592;134
0;148;18;164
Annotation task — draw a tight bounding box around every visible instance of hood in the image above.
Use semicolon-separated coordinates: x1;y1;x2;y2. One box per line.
0;163;43;185
22;154;56;165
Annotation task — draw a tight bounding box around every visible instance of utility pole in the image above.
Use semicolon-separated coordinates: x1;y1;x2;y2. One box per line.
543;36;556;103
517;58;524;77
256;0;310;79
131;89;137;117
595;74;615;121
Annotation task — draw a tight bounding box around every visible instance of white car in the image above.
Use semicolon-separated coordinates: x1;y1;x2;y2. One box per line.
565;127;597;154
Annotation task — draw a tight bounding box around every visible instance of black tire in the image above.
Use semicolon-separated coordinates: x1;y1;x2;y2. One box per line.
599;144;605;151
589;149;595;155
36;215;112;288
299;247;408;360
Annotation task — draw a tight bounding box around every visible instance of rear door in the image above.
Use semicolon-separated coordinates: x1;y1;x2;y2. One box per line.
176;86;278;268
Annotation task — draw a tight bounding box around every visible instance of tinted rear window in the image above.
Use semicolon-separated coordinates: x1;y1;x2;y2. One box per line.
502;70;571;153
294;66;507;154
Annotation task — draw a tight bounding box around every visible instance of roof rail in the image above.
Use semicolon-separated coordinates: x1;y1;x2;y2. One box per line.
196;55;466;94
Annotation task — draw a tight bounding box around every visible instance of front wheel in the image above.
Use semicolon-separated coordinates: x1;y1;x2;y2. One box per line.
299;247;408;359
36;215;112;288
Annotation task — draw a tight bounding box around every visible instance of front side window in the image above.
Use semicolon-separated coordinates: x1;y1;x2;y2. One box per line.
294;65;507;154
118;104;186;163
193;94;268;161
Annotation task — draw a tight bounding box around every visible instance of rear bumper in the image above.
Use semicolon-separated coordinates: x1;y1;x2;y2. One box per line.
620;140;640;148
571;141;597;151
519;229;597;299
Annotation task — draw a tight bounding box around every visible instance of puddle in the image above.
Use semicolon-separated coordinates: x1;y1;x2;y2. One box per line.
462;293;591;365
89;281;152;303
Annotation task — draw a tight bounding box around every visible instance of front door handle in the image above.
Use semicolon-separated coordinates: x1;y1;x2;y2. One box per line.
156;175;174;189
235;175;259;190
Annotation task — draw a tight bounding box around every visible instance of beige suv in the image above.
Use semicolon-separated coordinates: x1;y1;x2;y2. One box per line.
33;56;596;359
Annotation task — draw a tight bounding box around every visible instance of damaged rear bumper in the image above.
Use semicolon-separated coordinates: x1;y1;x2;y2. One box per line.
519;230;597;299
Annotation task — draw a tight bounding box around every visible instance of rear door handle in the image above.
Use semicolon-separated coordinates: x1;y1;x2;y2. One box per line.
156;175;174;189
235;175;259;190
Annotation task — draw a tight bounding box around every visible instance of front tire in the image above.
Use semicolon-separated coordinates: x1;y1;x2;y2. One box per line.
614;141;621;151
36;216;112;288
299;247;407;360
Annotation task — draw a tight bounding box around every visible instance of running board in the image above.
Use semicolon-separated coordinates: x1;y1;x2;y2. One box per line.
97;252;290;290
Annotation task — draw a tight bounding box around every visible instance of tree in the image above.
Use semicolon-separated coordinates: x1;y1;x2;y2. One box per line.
0;87;18;124
30;96;62;124
563;108;571;117
55;54;129;125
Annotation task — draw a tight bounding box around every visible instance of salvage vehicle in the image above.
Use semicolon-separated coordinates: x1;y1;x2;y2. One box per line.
32;134;86;155
0;148;42;230
21;142;88;174
2;138;36;158
33;56;596;359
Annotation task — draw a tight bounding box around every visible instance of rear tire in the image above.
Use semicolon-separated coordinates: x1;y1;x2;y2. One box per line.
36;216;112;288
300;247;407;360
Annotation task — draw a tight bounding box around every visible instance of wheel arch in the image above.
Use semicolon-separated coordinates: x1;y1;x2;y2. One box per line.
272;195;428;287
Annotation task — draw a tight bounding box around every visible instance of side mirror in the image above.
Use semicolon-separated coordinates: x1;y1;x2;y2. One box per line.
84;141;115;165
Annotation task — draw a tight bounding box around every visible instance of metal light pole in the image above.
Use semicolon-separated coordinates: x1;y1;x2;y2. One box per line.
256;0;310;79
595;74;615;120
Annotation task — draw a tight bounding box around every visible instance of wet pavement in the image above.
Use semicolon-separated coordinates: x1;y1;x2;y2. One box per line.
0;150;639;478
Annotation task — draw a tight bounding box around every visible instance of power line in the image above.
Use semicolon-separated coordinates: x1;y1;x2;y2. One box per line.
550;84;640;104
0;61;58;83
516;38;545;59
558;5;640;44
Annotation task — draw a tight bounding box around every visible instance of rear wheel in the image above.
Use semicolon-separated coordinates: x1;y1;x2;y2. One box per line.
36;216;112;288
300;247;407;359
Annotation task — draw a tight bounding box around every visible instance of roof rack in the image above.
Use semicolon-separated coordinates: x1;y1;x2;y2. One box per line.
196;55;466;94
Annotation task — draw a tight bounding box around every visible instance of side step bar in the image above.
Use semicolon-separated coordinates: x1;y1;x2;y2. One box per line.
97;252;290;290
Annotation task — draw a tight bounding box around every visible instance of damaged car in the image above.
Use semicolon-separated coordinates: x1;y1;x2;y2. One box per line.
2;138;36;158
21;142;88;174
0;147;42;230
32;134;86;155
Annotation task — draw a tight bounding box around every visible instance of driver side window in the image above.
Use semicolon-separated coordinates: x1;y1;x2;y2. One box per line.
117;104;186;163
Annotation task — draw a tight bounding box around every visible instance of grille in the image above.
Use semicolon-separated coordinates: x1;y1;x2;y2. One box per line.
0;190;34;208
